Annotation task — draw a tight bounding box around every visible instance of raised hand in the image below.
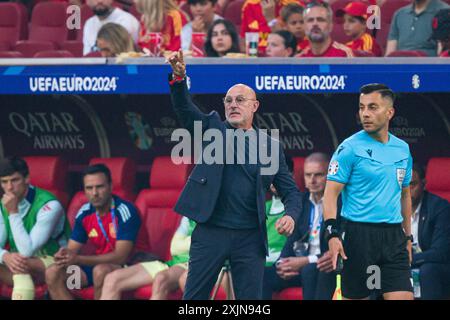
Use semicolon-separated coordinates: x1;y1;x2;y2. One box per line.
166;50;186;78
2;192;20;214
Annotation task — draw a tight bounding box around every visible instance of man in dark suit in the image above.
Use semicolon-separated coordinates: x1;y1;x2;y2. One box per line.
410;163;450;300
166;51;302;300
263;153;338;300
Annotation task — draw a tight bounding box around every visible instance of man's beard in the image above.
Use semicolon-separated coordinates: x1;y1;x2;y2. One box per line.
93;6;111;17
308;29;327;43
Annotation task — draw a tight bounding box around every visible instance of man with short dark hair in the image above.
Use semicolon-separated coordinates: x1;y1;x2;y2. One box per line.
83;0;139;55
181;0;222;52
386;0;449;56
410;163;450;299
0;156;68;300
324;83;414;300
297;1;354;57
45;164;141;300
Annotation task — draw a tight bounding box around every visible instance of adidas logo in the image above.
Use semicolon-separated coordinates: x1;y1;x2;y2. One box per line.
88;229;98;238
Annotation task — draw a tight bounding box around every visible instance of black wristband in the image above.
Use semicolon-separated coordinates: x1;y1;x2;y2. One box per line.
324;219;339;241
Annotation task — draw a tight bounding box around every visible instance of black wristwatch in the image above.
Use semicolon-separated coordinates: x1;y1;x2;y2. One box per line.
405;234;414;242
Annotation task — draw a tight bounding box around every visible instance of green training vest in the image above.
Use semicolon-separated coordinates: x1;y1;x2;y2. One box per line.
167;219;197;266
265;199;288;267
0;187;69;257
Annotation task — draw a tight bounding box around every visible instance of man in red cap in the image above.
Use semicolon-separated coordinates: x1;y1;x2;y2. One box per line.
336;1;382;56
297;1;354;57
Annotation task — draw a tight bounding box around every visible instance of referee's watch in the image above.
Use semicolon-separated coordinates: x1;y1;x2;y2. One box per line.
405;234;414;242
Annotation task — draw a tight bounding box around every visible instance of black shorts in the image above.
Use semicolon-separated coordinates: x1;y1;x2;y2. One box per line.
340;218;413;299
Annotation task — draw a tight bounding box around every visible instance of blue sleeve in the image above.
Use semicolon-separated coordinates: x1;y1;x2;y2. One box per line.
327;141;355;184
402;153;413;188
70;214;87;244
116;204;141;242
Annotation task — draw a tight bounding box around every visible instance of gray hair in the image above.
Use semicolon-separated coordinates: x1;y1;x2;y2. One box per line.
304;2;333;23
305;152;330;165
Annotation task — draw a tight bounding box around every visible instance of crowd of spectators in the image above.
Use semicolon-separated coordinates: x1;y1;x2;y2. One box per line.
0;0;449;58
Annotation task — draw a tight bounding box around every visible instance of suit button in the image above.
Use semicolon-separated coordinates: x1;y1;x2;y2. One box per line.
200;178;206;183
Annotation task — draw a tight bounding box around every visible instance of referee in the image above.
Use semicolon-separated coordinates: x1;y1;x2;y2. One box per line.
323;83;414;300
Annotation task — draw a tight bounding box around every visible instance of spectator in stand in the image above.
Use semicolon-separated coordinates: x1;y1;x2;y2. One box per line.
136;0;188;55
336;1;382;56
280;3;309;54
386;0;449;57
95;23;137;57
204;19;241;57
297;1;354;57
83;0;139;55
215;0;230;13
410;163;450;300
181;0;223;52
431;8;450;57
241;0;305;55
266;30;297;56
45;164;141;300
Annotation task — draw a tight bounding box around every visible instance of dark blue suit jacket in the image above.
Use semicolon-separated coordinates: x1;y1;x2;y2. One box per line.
412;191;450;267
280;192;342;259
169;77;302;254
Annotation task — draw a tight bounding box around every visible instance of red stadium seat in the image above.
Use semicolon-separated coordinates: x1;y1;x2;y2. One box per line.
28;2;70;45
60;41;84;57
133;285;184;300
0;42;11;51
23;156;70;209
425;158;450;202
33;50;74;58
0;2;22;47
134;156;191;261
0;51;24;58
223;0;245;30
71;286;95;300
273;287;303;300
75;4;95;41
375;21;390;55
387;50;428;57
14;40;56;58
380;0;410;24
292;157;305;192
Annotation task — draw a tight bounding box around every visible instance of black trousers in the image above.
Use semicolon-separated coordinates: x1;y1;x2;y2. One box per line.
262;262;336;300
418;262;450;300
183;223;266;300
